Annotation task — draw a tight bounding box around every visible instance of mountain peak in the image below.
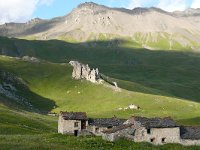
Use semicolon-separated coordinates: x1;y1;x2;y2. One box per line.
77;2;107;9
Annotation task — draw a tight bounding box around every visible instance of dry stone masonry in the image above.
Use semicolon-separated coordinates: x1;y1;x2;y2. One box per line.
69;61;100;83
58;112;200;146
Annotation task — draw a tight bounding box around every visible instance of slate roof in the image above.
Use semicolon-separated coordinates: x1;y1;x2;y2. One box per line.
128;116;177;128
61;112;88;120
180;126;200;140
88;118;126;127
103;124;133;134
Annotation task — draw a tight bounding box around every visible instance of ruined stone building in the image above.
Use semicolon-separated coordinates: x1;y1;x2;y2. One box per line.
58;112;125;136
58;112;88;136
58;112;200;145
69;61;100;83
180;126;200;145
87;118;126;136
102;116;200;146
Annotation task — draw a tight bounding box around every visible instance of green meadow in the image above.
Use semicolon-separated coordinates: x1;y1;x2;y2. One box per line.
0;37;200;149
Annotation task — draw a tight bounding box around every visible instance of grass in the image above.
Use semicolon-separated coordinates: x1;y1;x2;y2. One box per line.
0;100;199;150
0;36;200;149
0;56;200;125
1;134;200;150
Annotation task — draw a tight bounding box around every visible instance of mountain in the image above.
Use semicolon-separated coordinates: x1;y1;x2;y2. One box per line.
0;2;200;50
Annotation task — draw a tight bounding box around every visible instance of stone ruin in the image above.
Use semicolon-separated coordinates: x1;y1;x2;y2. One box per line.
69;61;100;83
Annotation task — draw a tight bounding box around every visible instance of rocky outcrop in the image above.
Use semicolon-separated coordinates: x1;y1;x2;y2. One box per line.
22;56;40;63
69;61;100;83
0;71;35;110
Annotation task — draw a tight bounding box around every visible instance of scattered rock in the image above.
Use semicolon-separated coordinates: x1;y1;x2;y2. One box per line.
121;104;140;111
117;107;123;111
128;104;140;110
48;112;57;116
0;71;36;110
22;56;40;63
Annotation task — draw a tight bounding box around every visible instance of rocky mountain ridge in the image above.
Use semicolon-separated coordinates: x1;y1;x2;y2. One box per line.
0;2;200;50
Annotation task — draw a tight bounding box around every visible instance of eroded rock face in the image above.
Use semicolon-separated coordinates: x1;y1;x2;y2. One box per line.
69;61;100;83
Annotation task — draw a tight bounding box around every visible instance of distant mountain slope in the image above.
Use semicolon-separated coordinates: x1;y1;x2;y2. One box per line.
0;2;200;50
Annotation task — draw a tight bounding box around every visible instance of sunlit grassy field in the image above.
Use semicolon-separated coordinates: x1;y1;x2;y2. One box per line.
0;36;200;149
0;56;200;125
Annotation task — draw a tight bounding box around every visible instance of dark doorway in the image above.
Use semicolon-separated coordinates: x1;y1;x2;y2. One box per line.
81;120;86;130
74;130;78;136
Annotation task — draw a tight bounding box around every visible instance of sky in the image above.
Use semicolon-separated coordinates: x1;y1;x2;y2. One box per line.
0;0;200;24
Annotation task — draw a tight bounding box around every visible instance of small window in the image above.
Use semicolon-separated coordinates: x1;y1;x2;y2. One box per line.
162;138;166;143
74;122;79;127
150;138;155;143
147;129;151;134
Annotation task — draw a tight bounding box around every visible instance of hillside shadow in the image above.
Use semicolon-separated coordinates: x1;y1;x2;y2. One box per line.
0;90;57;114
1;37;200;103
0;74;57;114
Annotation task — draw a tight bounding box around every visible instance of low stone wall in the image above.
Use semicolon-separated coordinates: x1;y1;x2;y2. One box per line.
102;127;135;142
180;139;200;146
87;125;107;136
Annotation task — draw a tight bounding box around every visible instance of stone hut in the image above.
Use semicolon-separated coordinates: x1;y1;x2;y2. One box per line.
128;116;180;145
87;118;126;136
58;112;88;136
103;116;180;145
180;126;200;145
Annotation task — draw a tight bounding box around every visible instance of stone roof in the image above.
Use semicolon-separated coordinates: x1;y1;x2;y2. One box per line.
180;126;200;140
128;116;177;128
61;112;87;120
103;124;133;134
88;118;126;127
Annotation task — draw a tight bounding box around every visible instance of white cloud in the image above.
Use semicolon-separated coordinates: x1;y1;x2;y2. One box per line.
0;0;54;24
191;0;200;8
157;0;188;12
128;0;199;12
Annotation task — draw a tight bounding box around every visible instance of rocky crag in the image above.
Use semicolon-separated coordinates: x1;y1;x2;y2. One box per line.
69;61;121;92
69;61;100;83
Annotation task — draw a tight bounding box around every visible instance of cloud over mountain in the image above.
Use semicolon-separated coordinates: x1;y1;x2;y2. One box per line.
128;0;199;12
0;0;54;24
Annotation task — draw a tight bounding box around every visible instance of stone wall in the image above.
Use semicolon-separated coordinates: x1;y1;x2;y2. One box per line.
58;115;83;134
180;139;200;146
134;127;180;145
102;127;135;142
87;125;108;136
69;61;100;83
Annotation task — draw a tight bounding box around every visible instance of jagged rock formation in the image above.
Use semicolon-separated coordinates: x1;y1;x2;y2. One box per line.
69;61;100;83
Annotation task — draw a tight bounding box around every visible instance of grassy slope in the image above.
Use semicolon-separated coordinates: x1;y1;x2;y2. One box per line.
0;56;199;125
1;36;200;149
1;37;200;103
0;100;199;150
